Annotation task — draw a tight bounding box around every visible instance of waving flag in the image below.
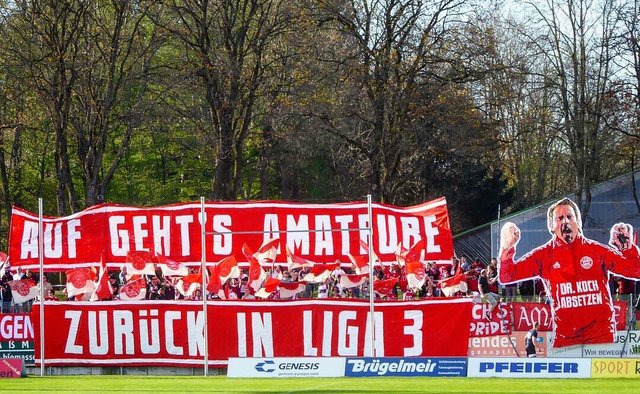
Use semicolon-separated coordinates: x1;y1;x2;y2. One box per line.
177;272;202;297
157;254;189;277
302;261;340;283
207;256;240;298
395;239;426;267
91;258;114;301
243;243;267;292
278;282;306;298
405;260;426;290
286;247;314;270
373;277;398;296
339;273;368;289
255;277;281;299
66;268;97;298
124;251;156;276
347;253;370;275
440;267;467;297
9;279;38;303
254;238;280;264
119;278;147;300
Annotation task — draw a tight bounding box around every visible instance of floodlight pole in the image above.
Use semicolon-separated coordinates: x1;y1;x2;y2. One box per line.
200;197;209;376
367;194;375;356
38;198;45;376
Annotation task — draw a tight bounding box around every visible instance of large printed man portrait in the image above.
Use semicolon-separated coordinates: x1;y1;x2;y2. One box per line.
499;198;640;348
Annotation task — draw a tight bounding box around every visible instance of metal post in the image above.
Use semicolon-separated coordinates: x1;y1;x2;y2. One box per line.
367;194;375;356
38;198;45;376
200;197;208;376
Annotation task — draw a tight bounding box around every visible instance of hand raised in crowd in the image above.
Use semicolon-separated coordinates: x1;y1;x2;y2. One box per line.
500;222;520;251
609;222;634;252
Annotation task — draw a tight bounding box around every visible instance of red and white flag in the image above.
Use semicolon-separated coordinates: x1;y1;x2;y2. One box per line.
339;273;368;289
254;238;280;264
347;253;371;275
124;251;156;276
8;279;38;303
66;268;97;298
156;254;189;277
395;239;426;267
255;277;281;299
243;243;267;292
91;258;114;301
286;247;314;270
440;267;467;297
373;277;398;296
405;260;426;290
119;278;147;300
278;282;306;299
302;261;340;283
207;256;240;298
177;272;202;297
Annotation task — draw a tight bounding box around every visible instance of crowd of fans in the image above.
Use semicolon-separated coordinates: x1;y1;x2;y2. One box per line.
1;255;639;313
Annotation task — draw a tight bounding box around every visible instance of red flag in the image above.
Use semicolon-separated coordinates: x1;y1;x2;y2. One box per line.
119;278;147;300
177;272;202;297
156;254;189;277
395;239;426;267
302;261;340;283
244;243;267;292
440;267;467;297
206;256;240;298
254;238;280;264
66;268;97;298
286;247;314;270
278;282;306;298
373;277;398;296
405;260;426;290
91;257;114;301
347;252;370;275
255;277;281;299
359;240;381;264
9;279;38;303
125;251;156;276
339;274;368;289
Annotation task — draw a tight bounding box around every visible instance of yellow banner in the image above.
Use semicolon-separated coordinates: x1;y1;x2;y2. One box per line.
591;359;640;378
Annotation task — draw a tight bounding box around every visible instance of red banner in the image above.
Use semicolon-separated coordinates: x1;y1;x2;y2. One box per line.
33;299;471;367
9;199;453;270
511;301;628;331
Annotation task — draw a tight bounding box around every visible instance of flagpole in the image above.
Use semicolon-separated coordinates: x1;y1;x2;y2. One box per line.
201;197;208;376
38;198;45;376
367;194;375;356
496;204;501;257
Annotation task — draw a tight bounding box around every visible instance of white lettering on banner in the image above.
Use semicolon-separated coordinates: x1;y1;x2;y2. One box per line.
302;310;385;357
335;215;353;255
0;315;34;341
287;215;309;254
377;214;398;254
152;216;171;256
212;215;232;254
315;215;333;255
165;311;183;355
470;303;510;336
403;310;423;356
338;311;358;356
44;223;62;258
400;217;421;250
64;311;83;354
20;220;81;259
110;216;129;256
63;309;211;357
423;215;440;253
132;216;149;252
175;215;194;256
67;219;81;258
88;311;109;355
236;312;274;357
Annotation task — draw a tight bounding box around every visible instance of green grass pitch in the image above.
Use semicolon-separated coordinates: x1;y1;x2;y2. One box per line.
0;376;637;393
